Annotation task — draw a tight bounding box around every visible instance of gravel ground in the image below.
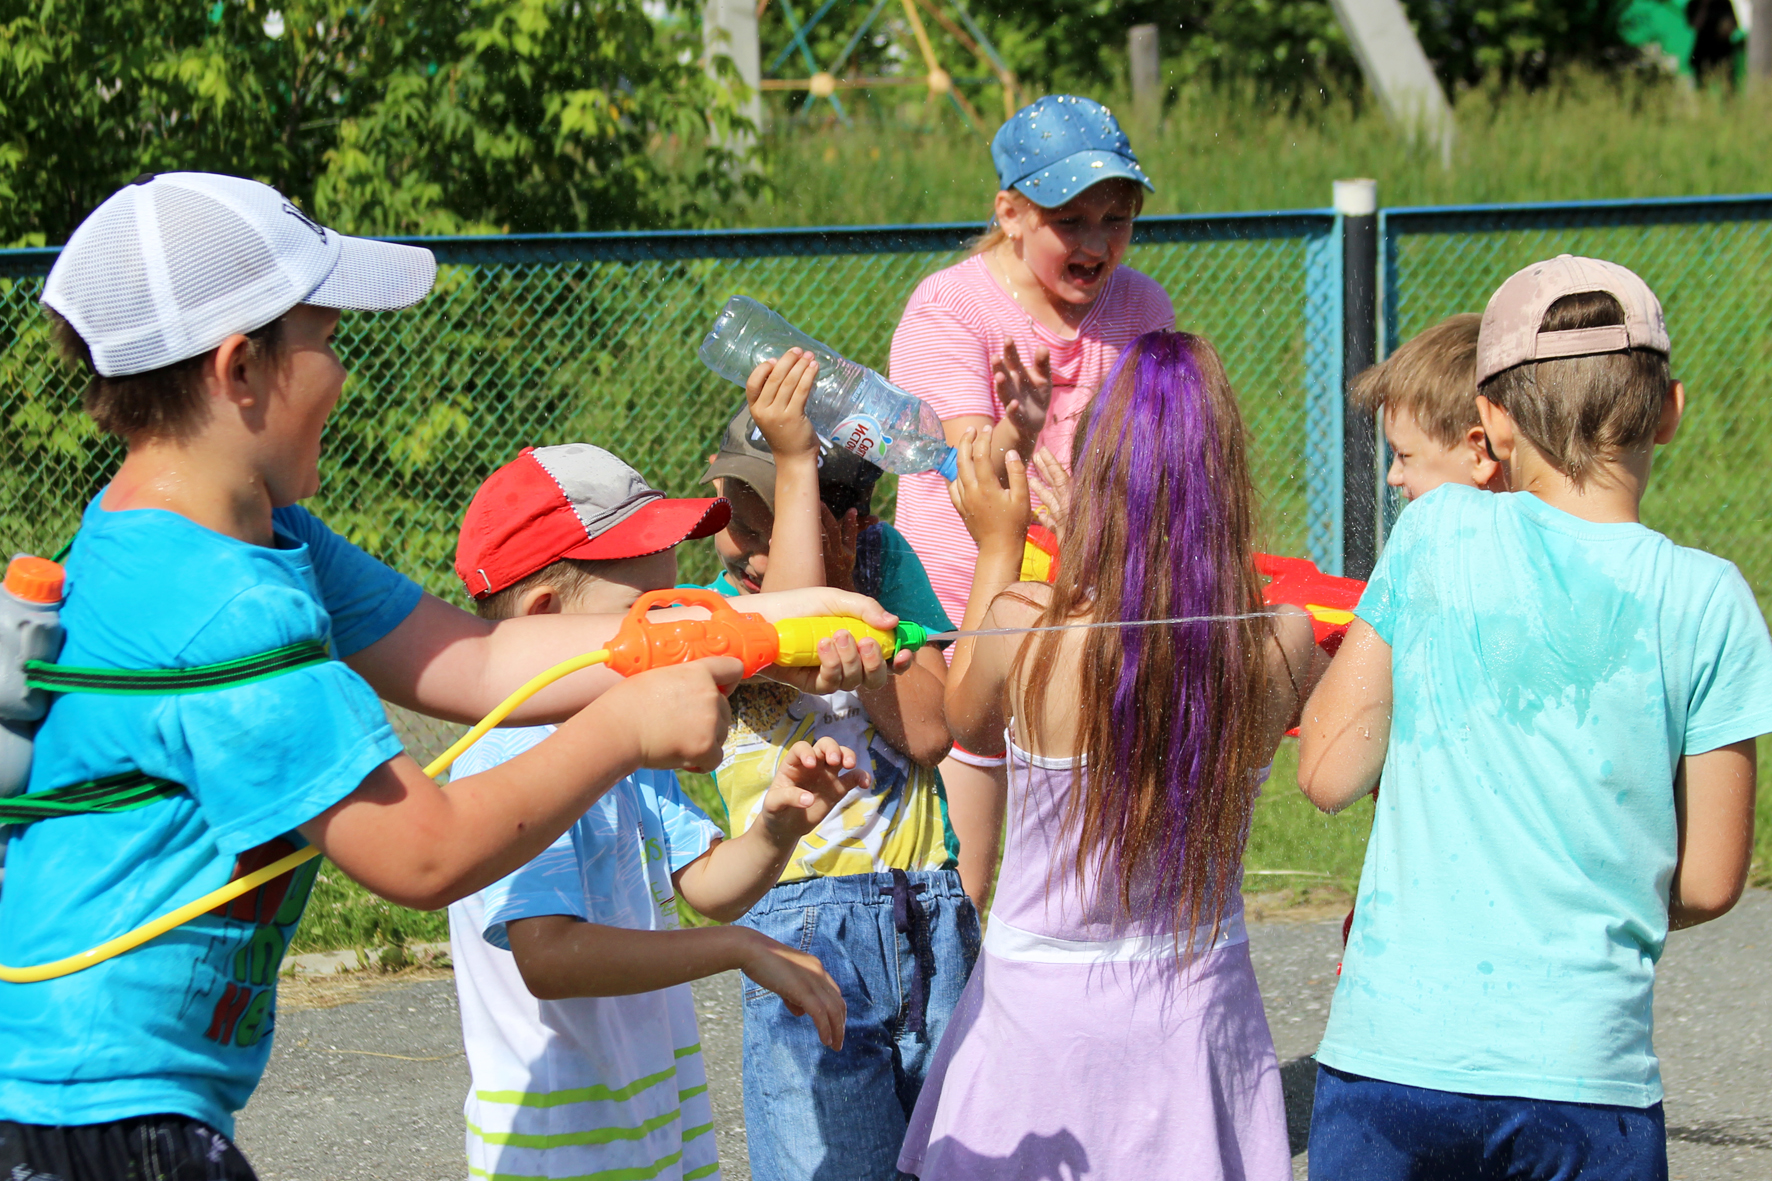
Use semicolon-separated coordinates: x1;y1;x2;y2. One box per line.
237;890;1772;1181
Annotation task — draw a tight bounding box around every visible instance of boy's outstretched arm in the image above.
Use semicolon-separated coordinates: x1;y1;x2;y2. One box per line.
504;918;846;1050
676;737;866;922
1669;738;1757;929
346;584;904;725
298;659;740;911
1296;619;1393;813
746;349;826;593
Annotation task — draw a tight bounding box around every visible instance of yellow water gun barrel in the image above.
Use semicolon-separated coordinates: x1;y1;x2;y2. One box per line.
771;618;932;665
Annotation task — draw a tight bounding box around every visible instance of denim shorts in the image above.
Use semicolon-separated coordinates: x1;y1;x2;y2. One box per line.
1308;1064;1668;1181
736;868;980;1181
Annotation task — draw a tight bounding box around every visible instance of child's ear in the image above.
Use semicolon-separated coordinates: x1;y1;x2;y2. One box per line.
1466;425;1502;489
1654;380;1685;446
517;585;562;616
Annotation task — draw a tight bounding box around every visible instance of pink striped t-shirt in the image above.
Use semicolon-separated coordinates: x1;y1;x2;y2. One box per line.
888;253;1175;625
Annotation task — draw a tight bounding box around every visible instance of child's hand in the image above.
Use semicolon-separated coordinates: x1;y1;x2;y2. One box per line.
1028;445;1070;538
761;737;868;843
595;657;741;772
949;426;1030;557
818;504;870;593
738;930;847;1050
993;339;1053;448
758;626;913;695
746;348;819;460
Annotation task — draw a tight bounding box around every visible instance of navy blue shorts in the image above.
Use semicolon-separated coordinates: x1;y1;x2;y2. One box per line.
1308;1064;1667;1181
0;1115;257;1181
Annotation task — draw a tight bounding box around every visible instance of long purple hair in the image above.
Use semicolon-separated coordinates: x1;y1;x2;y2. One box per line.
1013;330;1269;946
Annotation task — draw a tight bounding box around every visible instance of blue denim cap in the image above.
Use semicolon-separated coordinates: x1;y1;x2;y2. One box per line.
990;95;1153;208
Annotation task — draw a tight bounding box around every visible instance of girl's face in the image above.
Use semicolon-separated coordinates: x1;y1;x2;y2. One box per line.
998;181;1140;308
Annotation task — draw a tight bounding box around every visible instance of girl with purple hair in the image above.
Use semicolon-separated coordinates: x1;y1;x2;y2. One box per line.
897;331;1323;1180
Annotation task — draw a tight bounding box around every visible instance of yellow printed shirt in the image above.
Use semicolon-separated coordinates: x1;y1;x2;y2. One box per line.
717;682;959;883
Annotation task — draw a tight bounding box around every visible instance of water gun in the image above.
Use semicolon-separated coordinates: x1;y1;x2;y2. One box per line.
0;589;925;984
1255;554;1365;655
597;588;930;679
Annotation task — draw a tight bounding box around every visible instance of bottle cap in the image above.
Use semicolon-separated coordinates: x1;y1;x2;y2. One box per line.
5;556;65;604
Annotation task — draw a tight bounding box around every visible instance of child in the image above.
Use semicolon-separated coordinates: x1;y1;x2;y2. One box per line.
698;352;980;1181
889;94;1176;912
0;173;895;1181
1299;255;1772;1180
900;331;1320;1179
447;443;865;1181
1349;312;1504;500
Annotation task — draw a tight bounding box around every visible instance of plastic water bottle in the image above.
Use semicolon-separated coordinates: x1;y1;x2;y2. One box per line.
699;296;959;480
0;555;65;890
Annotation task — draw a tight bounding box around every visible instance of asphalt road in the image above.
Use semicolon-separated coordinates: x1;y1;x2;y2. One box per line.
237;890;1772;1181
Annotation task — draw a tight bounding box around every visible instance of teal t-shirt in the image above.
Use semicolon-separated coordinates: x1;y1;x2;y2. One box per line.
1317;485;1772;1106
709;522;954;635
0;498;421;1135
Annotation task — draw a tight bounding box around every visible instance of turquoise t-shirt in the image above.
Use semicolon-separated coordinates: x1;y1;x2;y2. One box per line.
0;497;421;1135
1317;484;1772;1107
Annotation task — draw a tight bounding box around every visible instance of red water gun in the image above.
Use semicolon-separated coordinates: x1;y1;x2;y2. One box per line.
1255;553;1365;655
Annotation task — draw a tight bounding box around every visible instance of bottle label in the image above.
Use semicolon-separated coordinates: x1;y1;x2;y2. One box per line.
829;414;893;462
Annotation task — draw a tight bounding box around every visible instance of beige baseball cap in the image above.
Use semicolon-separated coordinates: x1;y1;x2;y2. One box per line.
1476;254;1669;385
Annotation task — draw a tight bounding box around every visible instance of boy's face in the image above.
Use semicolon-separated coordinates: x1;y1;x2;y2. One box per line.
712;478;773;595
570;550;680;615
1384;406;1501;501
522;549;680;617
260;304;346;506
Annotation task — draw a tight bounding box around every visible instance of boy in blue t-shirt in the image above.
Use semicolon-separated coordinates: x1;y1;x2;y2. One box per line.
448;444;865;1181
0;174;900;1181
1300;255;1772;1180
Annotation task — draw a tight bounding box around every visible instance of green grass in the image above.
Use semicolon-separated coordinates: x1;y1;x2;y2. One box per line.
753;74;1772;226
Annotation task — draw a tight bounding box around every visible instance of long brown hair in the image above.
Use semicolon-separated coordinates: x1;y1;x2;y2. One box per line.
1012;331;1271;948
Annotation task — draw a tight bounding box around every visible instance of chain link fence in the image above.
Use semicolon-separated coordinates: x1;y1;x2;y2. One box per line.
6;197;1761;616
0;215;1339;602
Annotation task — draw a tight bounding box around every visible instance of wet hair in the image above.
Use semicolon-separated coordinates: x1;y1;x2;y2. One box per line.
473;558;605;620
1349;313;1481;447
48;308;286;439
1478;291;1670;488
1011;330;1270;953
968;179;1145;255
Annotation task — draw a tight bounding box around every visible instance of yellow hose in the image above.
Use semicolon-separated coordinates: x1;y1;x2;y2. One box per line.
0;648;610;984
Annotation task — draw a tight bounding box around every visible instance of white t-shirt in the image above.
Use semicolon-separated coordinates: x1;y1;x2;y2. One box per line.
447;726;726;1181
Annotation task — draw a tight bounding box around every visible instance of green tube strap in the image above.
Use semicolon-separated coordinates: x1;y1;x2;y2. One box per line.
0;771;183;827
24;639;332;696
4;638;336;825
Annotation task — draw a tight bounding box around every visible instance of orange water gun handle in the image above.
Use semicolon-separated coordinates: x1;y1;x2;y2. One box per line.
601;588;782;679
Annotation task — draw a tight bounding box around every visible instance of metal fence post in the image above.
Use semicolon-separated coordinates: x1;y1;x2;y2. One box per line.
1336;178;1379;580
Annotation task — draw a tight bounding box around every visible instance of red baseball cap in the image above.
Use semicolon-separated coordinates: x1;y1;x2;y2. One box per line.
456;444;730;599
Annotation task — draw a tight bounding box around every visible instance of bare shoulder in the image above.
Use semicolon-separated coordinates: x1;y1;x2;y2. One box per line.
985;581;1050;629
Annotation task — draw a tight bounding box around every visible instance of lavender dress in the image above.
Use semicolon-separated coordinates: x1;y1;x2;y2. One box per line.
898;736;1290;1181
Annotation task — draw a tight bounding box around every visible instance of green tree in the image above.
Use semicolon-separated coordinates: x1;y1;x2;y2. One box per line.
0;0;758;246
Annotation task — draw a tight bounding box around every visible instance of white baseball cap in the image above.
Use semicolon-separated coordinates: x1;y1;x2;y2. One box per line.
42;172;437;378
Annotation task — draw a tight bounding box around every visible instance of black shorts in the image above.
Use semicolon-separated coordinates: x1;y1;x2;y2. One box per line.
0;1114;258;1181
